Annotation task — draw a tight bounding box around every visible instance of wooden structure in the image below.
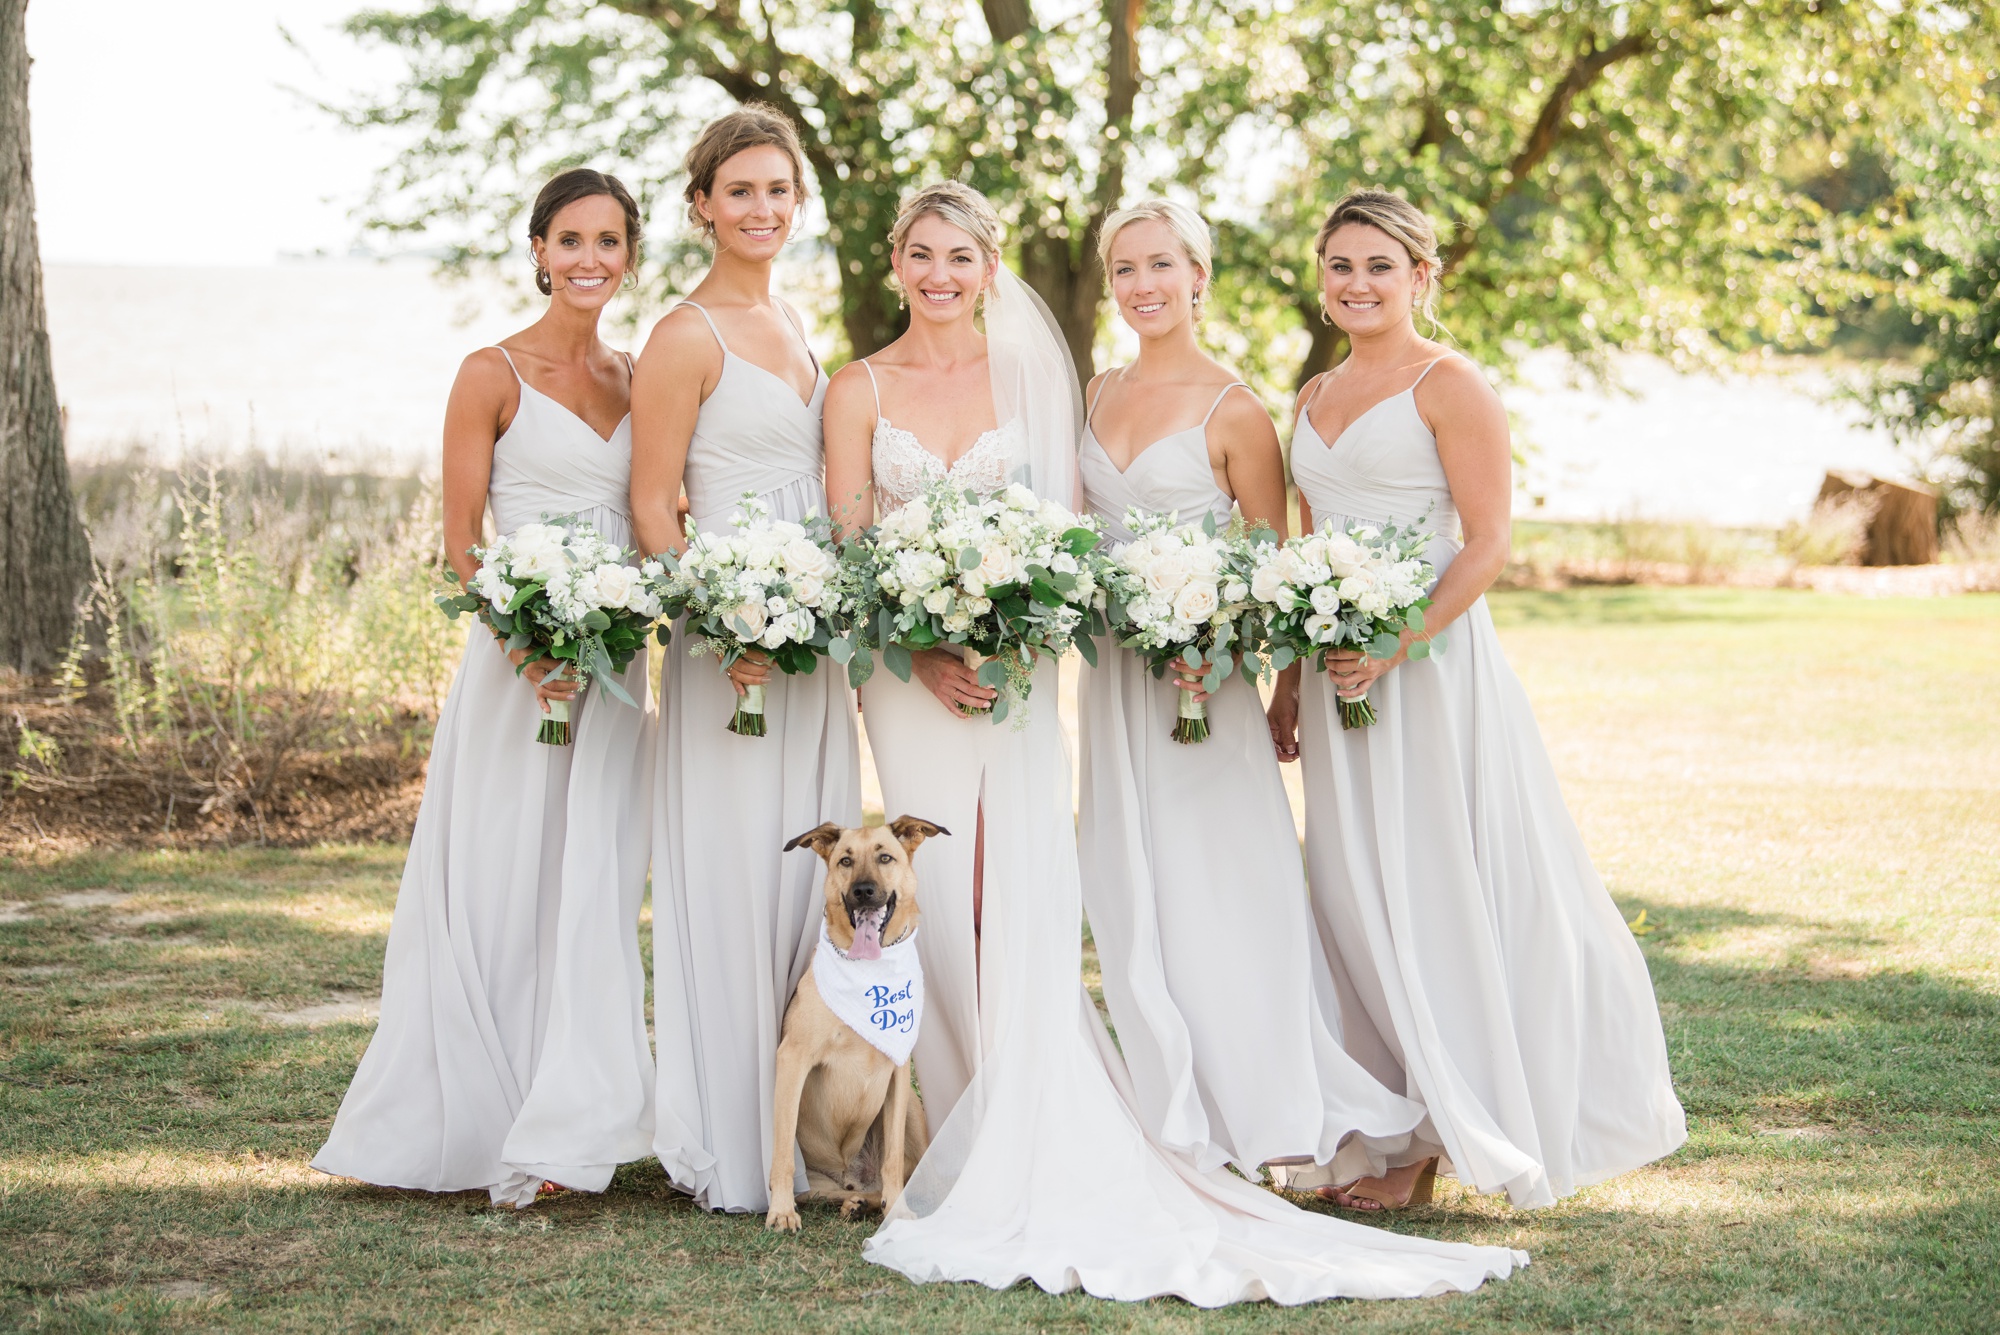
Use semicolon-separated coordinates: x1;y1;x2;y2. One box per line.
1815;472;1939;567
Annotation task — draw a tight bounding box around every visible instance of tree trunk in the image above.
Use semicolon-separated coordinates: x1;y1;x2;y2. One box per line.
0;0;88;673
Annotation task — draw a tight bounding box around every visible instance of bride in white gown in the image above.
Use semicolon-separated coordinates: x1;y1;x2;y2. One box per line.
821;182;1525;1304
1272;190;1686;1210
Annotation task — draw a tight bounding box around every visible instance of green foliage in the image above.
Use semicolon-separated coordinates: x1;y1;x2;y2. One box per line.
1860;116;2000;527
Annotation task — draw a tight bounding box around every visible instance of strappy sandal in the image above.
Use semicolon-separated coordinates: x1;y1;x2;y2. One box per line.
1326;1157;1439;1211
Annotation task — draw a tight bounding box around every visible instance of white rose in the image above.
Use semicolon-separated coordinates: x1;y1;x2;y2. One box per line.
1250;564;1288;604
790;572;825;607
1223;579;1249;603
923;588;954;615
1337;572;1379;604
589;563;638;609
1002;483;1038;511
782;538;825;575
1038;499;1073;529
1357;589;1392;617
942;609;973;633
1309;584;1343;615
508;527;568;582
765;595;790;618
1052;552;1079;576
730;601;768;639
963;595;992;615
892;498;932;539
627;586;662;617
976;542;1017;588
1144;551;1191;596
1173;581;1220;623
640;559;664;580
759;623;789;650
744;536;780;570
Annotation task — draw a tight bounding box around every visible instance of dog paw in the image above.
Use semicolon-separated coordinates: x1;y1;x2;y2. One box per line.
765;1204;802;1232
838;1197;863;1219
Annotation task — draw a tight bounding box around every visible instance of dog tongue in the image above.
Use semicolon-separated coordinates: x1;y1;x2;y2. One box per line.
849;907;886;960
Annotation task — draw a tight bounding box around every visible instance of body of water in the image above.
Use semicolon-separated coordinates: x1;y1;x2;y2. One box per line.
45;261;1909;526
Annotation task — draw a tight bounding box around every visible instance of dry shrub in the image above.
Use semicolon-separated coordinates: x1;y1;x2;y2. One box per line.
1778;494;1873;567
6;461;459;841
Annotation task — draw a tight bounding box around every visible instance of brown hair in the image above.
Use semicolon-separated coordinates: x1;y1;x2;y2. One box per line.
1313;189;1444;328
528;168;643;296
682;104;811;238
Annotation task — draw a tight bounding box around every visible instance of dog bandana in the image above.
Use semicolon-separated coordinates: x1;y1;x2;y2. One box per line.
813;920;924;1066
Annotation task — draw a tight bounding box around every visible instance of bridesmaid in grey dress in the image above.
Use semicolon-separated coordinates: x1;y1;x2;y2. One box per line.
1273;190;1686;1209
630;108;861;1213
316;170;656;1206
1076;201;1425;1195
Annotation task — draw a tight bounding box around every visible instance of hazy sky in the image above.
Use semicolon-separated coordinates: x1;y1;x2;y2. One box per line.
27;0;400;266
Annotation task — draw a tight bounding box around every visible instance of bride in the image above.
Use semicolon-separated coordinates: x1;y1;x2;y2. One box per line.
820;182;1526;1305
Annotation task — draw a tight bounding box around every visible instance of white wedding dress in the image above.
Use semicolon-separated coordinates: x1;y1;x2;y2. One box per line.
1290;359;1686;1208
1076;379;1427;1182
650;303;863;1212
854;360;1526;1304
314;350;657;1207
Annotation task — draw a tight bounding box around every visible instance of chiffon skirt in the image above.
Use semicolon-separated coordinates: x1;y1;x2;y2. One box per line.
313;629;657;1207
651;618;862;1212
1077;647;1427;1179
861;655;1528;1304
1298;586;1687;1207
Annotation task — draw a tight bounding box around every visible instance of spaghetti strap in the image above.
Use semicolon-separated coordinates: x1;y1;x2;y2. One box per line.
859;359;882;418
1409;356;1453;390
493;347;524;382
621;351;635;376
1201;381;1248;426
677;301;729;354
1299;371;1330;416
1085;371;1114;427
775;302;822;377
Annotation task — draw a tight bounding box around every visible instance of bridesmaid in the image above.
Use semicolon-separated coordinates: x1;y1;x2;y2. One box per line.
631;105;862;1213
314;169;657;1207
1272;189;1686;1209
1075;200;1426;1191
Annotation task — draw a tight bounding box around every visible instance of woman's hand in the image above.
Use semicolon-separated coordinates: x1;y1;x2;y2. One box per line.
511;650;581;713
1324;631;1417;699
1267;666;1301;762
1169;655;1211;704
726;649;773;698
912;648;998;716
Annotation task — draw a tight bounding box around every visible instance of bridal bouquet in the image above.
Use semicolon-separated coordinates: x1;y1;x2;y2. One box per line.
438;517;660;745
846;479;1107;724
1249;518;1440;729
646;494;855;737
1100;510;1268;744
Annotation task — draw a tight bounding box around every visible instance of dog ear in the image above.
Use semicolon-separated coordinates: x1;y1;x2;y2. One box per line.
783;822;846;858
888;815;950;854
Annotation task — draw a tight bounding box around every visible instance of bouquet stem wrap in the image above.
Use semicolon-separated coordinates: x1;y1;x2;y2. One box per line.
537;665;575;746
1175;686;1209;745
730;682;769;737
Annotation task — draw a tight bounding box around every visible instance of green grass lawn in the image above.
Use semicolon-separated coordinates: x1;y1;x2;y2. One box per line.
3;587;1997;1332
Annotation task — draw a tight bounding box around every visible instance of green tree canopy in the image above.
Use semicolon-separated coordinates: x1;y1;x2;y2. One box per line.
335;0;1995;404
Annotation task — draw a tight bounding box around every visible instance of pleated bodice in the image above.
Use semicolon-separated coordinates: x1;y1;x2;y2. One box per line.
677;303;829;531
487;355;634;547
1078;381;1244;543
1290;374;1460;547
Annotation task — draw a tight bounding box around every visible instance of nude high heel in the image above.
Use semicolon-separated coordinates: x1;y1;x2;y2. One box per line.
1338;1157;1438;1210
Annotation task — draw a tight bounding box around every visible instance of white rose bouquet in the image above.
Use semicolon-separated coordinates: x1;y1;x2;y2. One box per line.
645;494;856;737
1248;517;1441;729
845;479;1107;725
1100;510;1270;744
437;516;661;745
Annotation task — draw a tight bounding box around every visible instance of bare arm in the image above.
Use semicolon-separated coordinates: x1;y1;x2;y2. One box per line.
1213;389;1288;540
821;363;878;539
1265;379;1326;762
440;349;516;587
630;308;721;558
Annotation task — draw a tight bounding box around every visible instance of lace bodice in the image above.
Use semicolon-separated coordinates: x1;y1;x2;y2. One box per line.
871;418;1022;513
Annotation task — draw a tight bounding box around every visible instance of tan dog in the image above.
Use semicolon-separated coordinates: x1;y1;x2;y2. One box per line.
766;815;945;1232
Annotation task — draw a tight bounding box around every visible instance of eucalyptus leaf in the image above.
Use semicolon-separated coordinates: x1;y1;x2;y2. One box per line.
828;636;854;665
884;642;914;682
958;547;983;571
1074;633;1098;668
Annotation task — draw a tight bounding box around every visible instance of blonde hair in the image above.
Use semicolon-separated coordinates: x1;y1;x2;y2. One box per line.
1097;199;1214;311
890;182;1002;264
682;104;810;237
1314;189;1444;329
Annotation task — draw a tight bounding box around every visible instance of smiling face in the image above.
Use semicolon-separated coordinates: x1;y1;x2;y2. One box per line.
533;194;630;310
1107;217;1205;337
1319;221;1429;338
694;143;800;261
893;215;995;326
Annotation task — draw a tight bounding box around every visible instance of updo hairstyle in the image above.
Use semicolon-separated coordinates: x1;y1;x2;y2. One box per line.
1096;198;1215;314
681;104;811;239
1313;189;1444;328
528;168;643;296
887;182;1003;303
